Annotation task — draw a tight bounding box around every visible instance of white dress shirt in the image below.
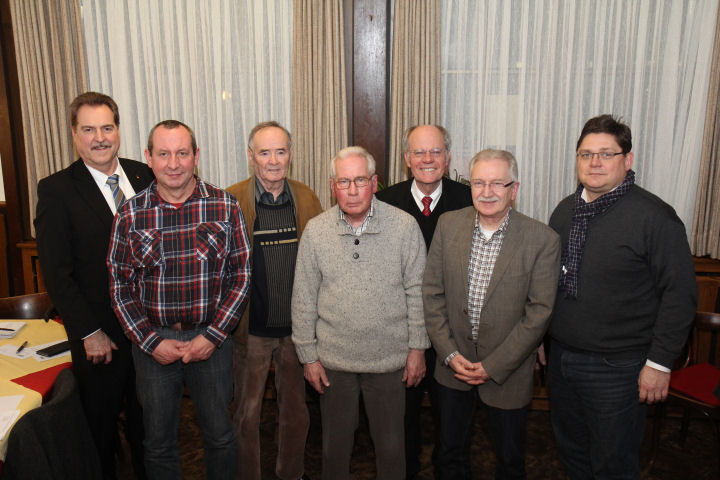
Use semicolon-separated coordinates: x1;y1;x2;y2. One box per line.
85;159;137;214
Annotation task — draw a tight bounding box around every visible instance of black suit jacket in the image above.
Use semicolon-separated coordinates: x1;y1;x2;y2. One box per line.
376;176;472;249
35;158;154;344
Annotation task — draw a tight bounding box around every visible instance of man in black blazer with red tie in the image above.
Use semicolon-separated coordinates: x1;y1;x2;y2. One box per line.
376;124;471;479
35;92;153;479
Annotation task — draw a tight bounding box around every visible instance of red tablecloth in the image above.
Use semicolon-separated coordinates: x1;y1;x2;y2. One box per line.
0;318;72;469
11;362;72;401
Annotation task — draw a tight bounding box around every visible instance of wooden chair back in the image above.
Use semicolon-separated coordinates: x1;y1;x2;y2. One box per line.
645;311;720;475
694;277;720;365
696;276;720;313
0;292;53;319
691;311;720;367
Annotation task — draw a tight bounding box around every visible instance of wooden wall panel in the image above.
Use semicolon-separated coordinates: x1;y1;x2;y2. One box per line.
0;0;30;294
351;0;390;184
0;204;8;296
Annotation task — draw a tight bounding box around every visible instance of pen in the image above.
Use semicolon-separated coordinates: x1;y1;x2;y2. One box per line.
16;341;28;354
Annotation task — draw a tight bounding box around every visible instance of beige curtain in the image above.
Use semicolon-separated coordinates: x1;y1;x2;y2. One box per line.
292;0;348;208
691;7;720;259
81;1;293;190
387;0;442;185
10;0;87;232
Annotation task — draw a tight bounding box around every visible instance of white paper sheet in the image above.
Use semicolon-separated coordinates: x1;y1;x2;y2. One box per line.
0;322;26;339
0;344;34;360
0;409;21;441
0;395;23;411
0;340;70;361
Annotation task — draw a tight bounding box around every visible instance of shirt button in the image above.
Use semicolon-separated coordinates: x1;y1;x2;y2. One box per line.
354;239;360;245
353;252;359;259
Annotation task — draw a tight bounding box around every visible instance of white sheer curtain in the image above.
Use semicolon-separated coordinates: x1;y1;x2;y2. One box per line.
80;0;293;188
442;0;718;231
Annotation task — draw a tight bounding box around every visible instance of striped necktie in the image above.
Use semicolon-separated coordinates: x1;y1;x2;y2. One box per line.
106;174;126;210
422;196;432;217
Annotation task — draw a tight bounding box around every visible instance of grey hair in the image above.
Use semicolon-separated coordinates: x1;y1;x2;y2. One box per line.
330;146;376;178
247;121;292;151
402;124;451;153
468;149;518;182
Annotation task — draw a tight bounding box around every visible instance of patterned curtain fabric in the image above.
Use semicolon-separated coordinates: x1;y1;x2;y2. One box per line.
387;0;442;186
691;5;720;259
291;0;348;208
10;0;87;233
80;0;293;192
441;0;718;231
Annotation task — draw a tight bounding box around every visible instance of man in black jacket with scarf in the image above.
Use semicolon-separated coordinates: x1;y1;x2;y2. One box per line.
548;114;697;479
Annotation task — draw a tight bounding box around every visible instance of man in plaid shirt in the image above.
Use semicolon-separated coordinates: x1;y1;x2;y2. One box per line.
108;120;250;479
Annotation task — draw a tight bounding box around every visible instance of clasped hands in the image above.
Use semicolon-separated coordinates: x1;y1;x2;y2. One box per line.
152;335;216;365
449;353;490;385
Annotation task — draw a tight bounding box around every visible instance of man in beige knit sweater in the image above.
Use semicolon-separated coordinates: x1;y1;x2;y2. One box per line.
291;146;428;480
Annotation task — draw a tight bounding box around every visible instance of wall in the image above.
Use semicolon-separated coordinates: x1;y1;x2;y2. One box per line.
0;152;5;201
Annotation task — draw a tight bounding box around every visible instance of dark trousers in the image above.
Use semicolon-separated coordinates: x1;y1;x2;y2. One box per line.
435;382;529;480
549;340;647;480
404;347;440;479
71;339;145;480
319;368;405;480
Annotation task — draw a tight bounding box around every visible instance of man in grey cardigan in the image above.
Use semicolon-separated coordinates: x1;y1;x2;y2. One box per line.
292;146;429;480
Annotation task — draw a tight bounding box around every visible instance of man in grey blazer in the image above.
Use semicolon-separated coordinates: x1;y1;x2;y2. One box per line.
423;149;560;480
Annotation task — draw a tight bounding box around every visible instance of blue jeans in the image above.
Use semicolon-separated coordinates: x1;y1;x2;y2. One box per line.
132;327;237;480
549;340;647;480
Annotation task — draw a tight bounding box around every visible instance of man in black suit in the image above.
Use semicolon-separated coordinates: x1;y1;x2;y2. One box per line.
35;92;153;479
376;124;472;478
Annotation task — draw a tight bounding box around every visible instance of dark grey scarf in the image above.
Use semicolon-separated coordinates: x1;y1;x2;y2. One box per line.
559;169;635;298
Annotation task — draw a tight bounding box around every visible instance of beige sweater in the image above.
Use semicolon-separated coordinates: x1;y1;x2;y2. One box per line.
291;199;429;373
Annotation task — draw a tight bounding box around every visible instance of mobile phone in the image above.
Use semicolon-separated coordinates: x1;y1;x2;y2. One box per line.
36;341;70;357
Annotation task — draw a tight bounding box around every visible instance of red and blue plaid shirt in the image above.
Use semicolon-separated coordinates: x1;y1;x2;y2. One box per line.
108;178;251;354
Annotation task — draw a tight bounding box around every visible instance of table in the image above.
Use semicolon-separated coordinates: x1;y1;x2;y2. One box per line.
0;319;71;461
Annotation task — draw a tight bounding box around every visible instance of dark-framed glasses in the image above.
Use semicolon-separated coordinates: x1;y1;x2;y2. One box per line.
334;176;372;189
576;151;625;161
470;180;515;191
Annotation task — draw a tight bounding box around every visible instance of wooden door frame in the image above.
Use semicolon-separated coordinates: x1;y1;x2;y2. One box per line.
0;0;30;295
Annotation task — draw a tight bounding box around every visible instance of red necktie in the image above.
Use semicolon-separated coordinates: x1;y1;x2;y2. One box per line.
422;196;432;217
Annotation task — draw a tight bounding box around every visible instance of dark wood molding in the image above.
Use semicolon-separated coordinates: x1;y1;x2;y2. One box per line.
1;0;31;294
0;202;8;296
350;0;391;185
344;0;354;148
695;256;720;274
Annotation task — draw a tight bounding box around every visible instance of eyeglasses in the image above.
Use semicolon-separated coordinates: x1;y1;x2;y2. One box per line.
470;180;515;190
576;152;625;161
333;176;372;189
410;149;445;159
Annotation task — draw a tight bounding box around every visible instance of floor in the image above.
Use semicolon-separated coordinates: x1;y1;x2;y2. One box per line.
118;392;718;479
